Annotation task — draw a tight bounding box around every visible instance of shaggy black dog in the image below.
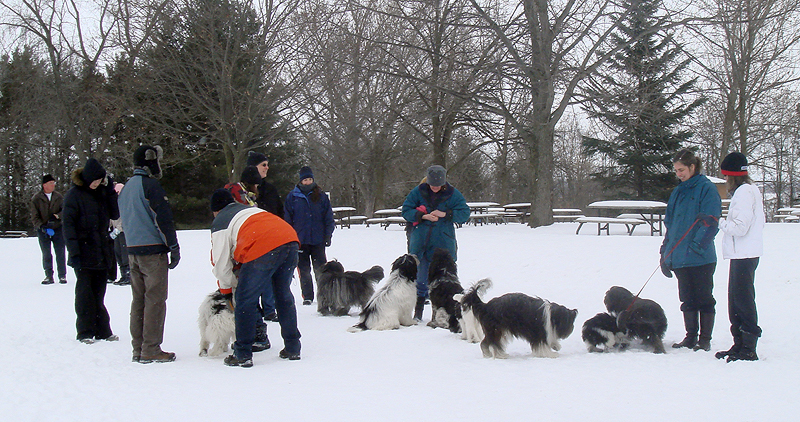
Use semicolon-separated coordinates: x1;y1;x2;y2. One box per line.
317;260;384;316
459;278;578;359
581;312;627;353
604;286;668;354
427;248;464;333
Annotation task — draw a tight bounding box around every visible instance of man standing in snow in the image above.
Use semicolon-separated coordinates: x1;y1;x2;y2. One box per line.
30;174;67;284
119;145;180;364
210;189;302;367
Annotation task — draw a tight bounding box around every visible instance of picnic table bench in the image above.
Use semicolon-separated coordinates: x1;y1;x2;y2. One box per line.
553;208;585;222
366;216;407;229
336;215;367;228
0;230;29;238
575;216;646;236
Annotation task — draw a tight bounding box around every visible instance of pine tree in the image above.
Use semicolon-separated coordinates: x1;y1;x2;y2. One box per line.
582;0;705;200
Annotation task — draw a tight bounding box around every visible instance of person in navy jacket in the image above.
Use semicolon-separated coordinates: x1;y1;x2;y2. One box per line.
661;149;722;352
284;166;335;305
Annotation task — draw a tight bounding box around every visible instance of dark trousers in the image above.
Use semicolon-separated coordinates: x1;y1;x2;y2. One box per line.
674;262;716;313
38;228;66;279
113;232;129;270
233;243;301;359
129;253;169;357
297;243;326;301
74;268;113;340
728;258;761;337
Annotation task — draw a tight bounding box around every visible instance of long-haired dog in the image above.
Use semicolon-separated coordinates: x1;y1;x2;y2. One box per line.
604;286;668;354
426;248;463;333
348;254;418;332
317;260;384;316
581;312;627;353
198;290;236;357
456;278;578;358
453;278;490;343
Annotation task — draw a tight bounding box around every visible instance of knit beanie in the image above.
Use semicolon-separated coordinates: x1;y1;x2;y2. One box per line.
81;158;106;184
721;152;748;176
210;188;235;212
41;174;55;185
134;145;163;179
299;166;314;181
426;165;446;187
240;166;262;185
246;151;268;167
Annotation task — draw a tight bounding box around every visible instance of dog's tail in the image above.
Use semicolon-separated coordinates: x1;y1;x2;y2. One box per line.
347;321;368;333
471;278;492;298
362;265;384;283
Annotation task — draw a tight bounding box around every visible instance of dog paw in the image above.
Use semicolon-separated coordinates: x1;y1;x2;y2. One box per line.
199;350;208;357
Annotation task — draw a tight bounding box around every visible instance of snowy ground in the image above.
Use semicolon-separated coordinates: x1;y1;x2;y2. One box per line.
2;222;798;421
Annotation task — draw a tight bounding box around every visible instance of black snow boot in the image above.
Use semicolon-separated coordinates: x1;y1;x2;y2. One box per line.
693;312;715;351
672;311;698;349
115;267;131;286
715;335;742;360
413;296;425;322
727;331;758;362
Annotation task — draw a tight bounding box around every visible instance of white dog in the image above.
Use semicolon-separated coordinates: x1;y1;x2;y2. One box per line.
198;290;236;357
347;254;418;332
453;279;489;343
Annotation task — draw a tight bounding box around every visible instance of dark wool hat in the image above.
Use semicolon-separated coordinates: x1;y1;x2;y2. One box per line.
299;166;314;181
82;158;107;184
721;152;748;176
210;188;235;212
246;151;268;167
134;145;163;178
240;165;262;186
41;174;55;185
427;165;446;187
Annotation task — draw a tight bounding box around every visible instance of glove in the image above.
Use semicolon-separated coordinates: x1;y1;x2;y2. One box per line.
324;236;332;247
168;246;180;269
45;228;55;237
688;241;705;256
68;255;80;269
660;260;672;278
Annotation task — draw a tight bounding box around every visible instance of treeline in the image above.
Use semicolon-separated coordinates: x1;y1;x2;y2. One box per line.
1;0;799;231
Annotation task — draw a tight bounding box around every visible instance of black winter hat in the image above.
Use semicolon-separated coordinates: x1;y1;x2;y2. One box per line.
721;152;748;176
134;145;163;178
246;151;268;167
240;166;262;186
41;174;55;185
210;188;235;212
81;158;106;184
299;166;314;181
426;165;446;187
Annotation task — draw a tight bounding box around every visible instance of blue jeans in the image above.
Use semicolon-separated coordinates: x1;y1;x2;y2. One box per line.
233;242;301;359
38;227;66;279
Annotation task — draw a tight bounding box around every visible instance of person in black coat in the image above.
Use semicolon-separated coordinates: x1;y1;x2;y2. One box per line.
62;158;120;344
247;151;284;219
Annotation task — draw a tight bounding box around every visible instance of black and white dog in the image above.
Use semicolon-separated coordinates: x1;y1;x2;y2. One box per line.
317;260;384;316
453;278;490;343
426;249;463;333
604;286;668;354
348;254;418;332
198;290;236;357
456;278;578;358
581;312;627;353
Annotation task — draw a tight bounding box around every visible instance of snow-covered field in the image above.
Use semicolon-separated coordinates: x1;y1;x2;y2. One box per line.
2;222;798;421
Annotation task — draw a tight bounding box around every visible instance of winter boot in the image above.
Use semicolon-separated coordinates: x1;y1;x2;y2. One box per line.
413;296;425;322
715;335;742;360
672;311;698;348
115;267;131;286
41;276;54;285
727;331;759;362
693;312;715;351
252;322;270;352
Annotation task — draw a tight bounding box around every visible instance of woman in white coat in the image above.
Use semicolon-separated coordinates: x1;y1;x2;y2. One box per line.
716;152;765;362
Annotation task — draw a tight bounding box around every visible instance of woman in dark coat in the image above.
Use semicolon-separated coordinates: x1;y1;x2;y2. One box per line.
661;149;721;352
284;166;335;305
62;158;120;344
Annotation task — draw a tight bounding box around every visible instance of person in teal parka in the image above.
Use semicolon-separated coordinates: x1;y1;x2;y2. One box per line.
401;165;470;321
661;149;722;352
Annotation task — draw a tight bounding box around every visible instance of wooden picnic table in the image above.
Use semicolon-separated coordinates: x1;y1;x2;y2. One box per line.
467;202;500;214
332;206;356;228
587;200;667;236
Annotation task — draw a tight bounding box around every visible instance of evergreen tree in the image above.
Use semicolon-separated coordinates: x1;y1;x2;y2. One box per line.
582;0;705;200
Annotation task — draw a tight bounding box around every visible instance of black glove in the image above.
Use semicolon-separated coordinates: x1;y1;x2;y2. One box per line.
660;260;672;278
168;246;180;269
688;241;705;256
68;255;80;269
324;236;332;247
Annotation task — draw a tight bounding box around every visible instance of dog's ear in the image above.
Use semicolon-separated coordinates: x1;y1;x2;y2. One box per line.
453;293;464;302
